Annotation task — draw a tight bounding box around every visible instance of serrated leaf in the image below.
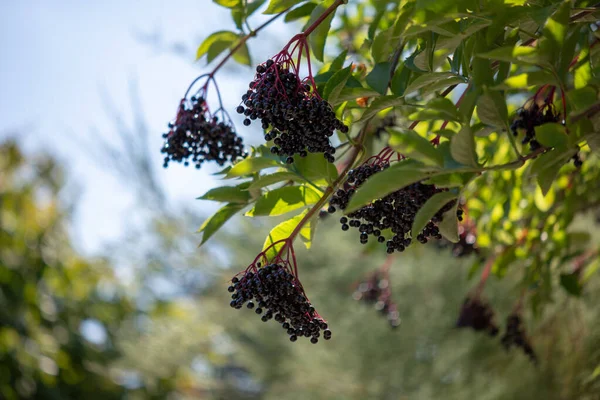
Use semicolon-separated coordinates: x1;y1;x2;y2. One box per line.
388;128;444;166
329;49;348;72
450;126;477;167
293;152;338;184
371;27;395;63
345;161;442;213
232;40;251;66
264;0;297;14
390;64;411;96
263;210;311;260
246;186;321;216
248;172;302;190
543;1;569;50
198;203;245;245
334;87;380;106
477;89;508;128
198;185;251;203
412;191;458;239
560;272;582;296
359;95;406;121
226;157;280;178
438;201;459;242
493;70;557;90
304;0;336;62
284;2;316;21
477;46;539;64
404;72;467;95
366;62;391;95
530;148;576;195
410;97;462;122
534;123;568;148
196;31;238;62
423;172;477;188
324;65;352;105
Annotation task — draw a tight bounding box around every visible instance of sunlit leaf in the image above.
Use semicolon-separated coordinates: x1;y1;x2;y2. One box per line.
226;157;280;178
198;203;245;245
246;186;321;216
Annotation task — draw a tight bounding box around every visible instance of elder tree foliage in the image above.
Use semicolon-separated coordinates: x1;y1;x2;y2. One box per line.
163;0;600;357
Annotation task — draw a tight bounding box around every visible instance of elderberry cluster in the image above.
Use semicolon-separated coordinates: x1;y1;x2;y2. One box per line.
329;162;463;253
236;59;347;164
228;263;331;343
510;103;559;152
501;314;537;363
161;96;245;169
352;271;400;328
456;297;499;337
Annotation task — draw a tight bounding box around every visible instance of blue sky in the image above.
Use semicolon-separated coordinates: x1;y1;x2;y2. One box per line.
0;0;292;254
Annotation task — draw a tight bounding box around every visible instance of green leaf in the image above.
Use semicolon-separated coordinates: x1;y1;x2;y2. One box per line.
530;148;576;195
196;31;238;62
359;95;406;121
450;126;477;167
477;46;539;65
213;0;240;7
477;89;508;128
263;210;311;260
438;201;459;243
371;28;395;63
560;272;582;297
284;2;316;21
390;64;411;96
410;97;462;122
329;49;348;72
294;152;338;184
412;191;458;239
198;203;245;245
226;157;280;178
493;70;557;90
423;172;477;188
246;186;321;217
248;172;302;190
198;185;251;203
366;62;391;95
264;0;297;14
534;123;568;148
324;65;353;105
388;128;444;166
304;0;336;62
232;40;252;66
404;72;467;95
334;87;380;106
574;43;592;89
345;161;442;213
542;1;570;53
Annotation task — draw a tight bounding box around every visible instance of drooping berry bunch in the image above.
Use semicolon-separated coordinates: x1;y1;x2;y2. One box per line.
236;36;347;164
456;297;499;337
510;91;582;167
352;265;400;328
161;77;245;169
228;241;331;343
510;101;559;152
501;313;537;363
329;149;463;254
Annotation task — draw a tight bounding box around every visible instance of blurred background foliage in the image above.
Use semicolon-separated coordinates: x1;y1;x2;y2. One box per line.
2;0;600;398
2;136;600;399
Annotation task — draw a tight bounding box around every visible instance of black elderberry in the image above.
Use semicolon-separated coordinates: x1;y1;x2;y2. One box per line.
238;58;348;163
228;262;330;343
353;270;400;328
501;313;537;363
456;297;499;337
511;101;559;153
330;160;461;254
161;96;245;169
